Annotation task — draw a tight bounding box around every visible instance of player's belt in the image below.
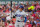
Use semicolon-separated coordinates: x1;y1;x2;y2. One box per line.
17;20;23;22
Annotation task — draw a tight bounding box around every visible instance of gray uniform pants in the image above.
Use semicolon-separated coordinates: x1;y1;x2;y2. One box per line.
15;22;24;27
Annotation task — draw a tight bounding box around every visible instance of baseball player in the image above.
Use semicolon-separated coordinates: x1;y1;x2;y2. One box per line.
14;5;27;27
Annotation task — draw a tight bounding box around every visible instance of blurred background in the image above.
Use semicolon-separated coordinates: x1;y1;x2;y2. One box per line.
0;0;40;27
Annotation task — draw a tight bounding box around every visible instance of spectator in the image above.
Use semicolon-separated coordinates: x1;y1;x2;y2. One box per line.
24;20;32;27
12;16;16;24
7;21;13;27
0;17;2;26
6;14;11;21
32;22;36;27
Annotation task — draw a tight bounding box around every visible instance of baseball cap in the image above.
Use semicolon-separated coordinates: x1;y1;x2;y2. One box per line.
19;5;24;8
26;14;28;16
6;13;10;16
31;16;34;19
27;20;30;22
20;2;23;4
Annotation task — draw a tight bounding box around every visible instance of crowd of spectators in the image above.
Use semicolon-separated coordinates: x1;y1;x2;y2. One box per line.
0;1;40;27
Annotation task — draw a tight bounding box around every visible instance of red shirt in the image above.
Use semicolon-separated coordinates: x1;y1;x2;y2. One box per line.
12;18;16;21
24;24;32;27
37;23;40;26
35;16;39;19
32;14;35;17
5;9;9;13
27;16;29;20
9;26;12;27
37;10;40;12
0;10;3;12
5;23;7;27
12;18;16;24
13;25;15;27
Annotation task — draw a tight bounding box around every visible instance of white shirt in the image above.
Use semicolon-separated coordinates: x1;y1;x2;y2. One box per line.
6;16;11;20
15;9;26;21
